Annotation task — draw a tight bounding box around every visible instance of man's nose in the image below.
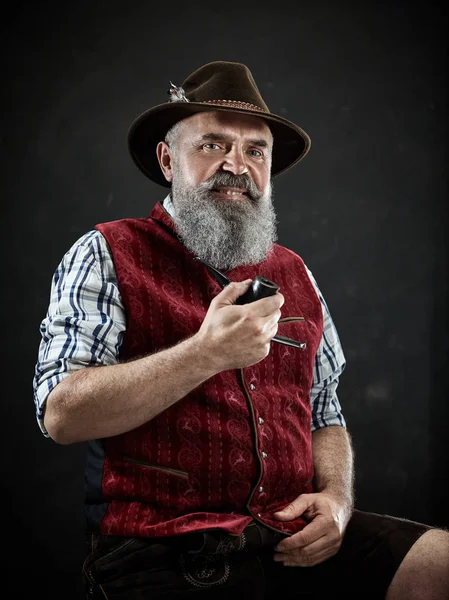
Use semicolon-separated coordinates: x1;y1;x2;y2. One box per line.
221;147;248;175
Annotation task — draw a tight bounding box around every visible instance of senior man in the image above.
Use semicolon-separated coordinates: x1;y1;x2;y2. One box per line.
33;61;449;599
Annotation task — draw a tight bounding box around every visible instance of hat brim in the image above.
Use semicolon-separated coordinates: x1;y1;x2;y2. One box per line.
127;102;311;188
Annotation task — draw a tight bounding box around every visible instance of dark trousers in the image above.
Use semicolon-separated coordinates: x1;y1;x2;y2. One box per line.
83;510;431;599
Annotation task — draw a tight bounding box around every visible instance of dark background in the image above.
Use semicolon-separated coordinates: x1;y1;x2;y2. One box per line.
1;1;447;597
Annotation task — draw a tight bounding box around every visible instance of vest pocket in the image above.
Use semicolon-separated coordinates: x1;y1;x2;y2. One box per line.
122;455;189;480
277;316;307;349
278;317;305;323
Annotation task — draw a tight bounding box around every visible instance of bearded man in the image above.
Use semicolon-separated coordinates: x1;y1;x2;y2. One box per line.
33;61;449;599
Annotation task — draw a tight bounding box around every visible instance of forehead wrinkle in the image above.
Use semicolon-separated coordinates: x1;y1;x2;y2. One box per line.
183;111;273;147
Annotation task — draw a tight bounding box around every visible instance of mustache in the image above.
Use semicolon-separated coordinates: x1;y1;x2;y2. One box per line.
199;171;262;201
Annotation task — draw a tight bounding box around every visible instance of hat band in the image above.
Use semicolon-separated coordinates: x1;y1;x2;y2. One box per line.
202;99;266;112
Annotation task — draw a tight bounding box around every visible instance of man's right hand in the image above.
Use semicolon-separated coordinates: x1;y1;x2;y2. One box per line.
197;279;285;371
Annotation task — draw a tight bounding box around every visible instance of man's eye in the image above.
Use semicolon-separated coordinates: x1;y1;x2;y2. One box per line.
204;143;221;150
248;149;263;158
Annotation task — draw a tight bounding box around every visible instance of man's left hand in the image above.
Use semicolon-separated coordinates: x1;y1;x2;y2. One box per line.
272;492;351;567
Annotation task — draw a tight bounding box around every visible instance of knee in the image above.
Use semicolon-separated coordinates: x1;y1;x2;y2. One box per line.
387;528;449;600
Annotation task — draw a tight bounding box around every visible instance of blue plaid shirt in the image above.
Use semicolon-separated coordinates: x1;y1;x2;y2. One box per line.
33;196;347;437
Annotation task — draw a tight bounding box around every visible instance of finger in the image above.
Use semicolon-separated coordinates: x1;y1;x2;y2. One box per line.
269;309;282;328
276;544;338;567
264;320;279;341
273;493;314;522
275;531;329;559
213;280;253;306
261;310;281;335
275;517;328;552
248;292;285;317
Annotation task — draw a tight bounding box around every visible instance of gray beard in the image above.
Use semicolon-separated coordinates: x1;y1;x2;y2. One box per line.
170;172;278;271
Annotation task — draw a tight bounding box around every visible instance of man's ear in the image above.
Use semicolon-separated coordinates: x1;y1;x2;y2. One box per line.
156;141;174;183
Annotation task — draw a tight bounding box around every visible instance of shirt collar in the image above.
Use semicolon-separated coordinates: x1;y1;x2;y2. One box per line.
162;194;175;217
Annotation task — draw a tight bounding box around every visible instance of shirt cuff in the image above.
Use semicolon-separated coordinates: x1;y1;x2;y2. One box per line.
34;372;71;437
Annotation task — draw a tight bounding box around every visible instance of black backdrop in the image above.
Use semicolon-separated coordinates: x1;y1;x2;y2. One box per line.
2;1;448;597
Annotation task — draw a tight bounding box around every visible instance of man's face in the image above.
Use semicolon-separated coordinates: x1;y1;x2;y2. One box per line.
157;111;278;271
163;110;273;196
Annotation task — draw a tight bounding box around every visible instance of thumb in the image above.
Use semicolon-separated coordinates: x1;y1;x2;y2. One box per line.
216;279;252;306
273;494;313;521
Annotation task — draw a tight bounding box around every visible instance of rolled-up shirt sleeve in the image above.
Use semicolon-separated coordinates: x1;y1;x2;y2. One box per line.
33;230;126;437
306;267;347;431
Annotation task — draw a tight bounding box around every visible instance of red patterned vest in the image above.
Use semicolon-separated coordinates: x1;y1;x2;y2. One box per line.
94;201;323;538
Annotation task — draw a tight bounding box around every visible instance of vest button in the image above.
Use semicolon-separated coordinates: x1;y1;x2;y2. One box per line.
249;383;256;391
259;486;264;493
258;417;264;425
257;513;262;518
261;452;267;459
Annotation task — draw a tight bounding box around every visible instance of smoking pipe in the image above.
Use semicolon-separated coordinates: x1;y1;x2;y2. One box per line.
194;258;306;350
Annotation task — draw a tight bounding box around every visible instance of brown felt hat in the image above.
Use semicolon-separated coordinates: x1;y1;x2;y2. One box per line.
128;61;311;187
